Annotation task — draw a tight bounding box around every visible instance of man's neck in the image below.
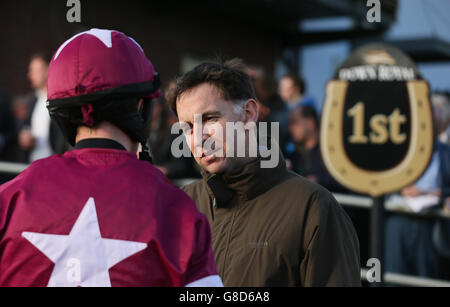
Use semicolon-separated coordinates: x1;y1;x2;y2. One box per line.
76;123;138;153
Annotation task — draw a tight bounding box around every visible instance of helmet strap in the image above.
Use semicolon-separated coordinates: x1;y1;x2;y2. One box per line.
139;143;153;164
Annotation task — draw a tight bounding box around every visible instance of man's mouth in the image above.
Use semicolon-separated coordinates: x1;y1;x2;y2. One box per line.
201;148;221;162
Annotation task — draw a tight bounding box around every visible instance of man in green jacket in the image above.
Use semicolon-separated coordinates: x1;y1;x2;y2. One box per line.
168;59;361;287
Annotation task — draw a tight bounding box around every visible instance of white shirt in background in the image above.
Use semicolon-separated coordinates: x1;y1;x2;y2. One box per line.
30;90;52;162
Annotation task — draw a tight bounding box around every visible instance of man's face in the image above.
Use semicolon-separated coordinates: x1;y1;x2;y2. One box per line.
177;83;246;174
279;77;300;103
28;58;48;91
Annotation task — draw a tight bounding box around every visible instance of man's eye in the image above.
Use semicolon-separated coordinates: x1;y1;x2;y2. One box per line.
180;124;192;134
205;116;218;122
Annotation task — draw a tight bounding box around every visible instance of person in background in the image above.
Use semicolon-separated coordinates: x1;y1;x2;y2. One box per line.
247;66;290;156
432;93;450;145
286;105;346;193
278;72;317;112
148;81;199;180
12;95;32;127
385;93;450;280
401;93;450;200
18;54;67;163
7;95;34;163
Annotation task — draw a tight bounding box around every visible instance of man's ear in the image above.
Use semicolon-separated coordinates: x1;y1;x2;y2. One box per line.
243;99;259;123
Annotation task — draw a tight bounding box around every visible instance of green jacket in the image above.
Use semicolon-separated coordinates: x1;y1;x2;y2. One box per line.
182;157;361;287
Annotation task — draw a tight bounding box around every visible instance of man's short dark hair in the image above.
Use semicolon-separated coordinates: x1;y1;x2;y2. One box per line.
283;72;306;95
168;58;256;116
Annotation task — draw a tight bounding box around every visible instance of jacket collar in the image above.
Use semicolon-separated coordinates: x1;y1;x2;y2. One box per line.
74;138;126;151
202;153;289;208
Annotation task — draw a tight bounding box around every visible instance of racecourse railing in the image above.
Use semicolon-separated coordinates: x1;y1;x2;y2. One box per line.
333;192;450;219
0;162;28;175
1;162;450;287
360;269;450;287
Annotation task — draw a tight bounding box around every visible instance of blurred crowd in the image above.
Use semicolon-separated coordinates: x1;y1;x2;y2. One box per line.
1;55;450;281
0;54;67;168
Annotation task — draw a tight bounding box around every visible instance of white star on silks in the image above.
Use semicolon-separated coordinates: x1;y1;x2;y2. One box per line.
54;29;113;60
22;198;147;287
53;28;144;61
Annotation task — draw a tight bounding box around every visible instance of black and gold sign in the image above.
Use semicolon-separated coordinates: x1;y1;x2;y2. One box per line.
320;44;434;197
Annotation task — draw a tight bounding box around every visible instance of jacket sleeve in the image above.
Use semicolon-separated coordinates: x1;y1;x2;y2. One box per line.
184;214;223;287
299;190;361;287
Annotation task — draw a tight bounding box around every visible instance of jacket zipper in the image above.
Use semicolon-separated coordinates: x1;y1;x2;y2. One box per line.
220;199;237;281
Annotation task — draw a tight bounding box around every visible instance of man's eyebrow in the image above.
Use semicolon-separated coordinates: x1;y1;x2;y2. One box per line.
202;111;222;117
181;111;222;125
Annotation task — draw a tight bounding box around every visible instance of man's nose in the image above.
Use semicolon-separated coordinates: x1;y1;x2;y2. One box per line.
190;125;209;147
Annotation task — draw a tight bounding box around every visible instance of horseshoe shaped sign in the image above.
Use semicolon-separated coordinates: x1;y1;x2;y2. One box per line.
320;44;434;197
